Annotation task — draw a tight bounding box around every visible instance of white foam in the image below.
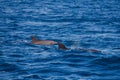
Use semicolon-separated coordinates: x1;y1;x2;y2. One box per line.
19;21;71;27
22;7;52;14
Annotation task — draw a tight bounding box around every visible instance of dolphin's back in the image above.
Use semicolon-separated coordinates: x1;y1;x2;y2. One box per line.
30;36;68;50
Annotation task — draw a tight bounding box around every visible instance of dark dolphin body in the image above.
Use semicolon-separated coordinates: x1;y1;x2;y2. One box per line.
30;36;101;52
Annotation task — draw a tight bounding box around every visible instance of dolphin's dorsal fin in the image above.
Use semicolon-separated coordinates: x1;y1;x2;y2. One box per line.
31;36;39;42
57;42;68;50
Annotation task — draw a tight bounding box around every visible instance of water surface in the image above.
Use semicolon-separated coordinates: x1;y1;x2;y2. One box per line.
0;0;120;80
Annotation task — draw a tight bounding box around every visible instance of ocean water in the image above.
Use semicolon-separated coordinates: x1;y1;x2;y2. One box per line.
0;0;120;80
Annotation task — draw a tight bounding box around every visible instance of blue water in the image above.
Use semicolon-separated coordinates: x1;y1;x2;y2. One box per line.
0;0;120;80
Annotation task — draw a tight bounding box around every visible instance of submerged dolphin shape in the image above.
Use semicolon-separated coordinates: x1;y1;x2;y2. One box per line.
77;48;101;52
30;36;67;50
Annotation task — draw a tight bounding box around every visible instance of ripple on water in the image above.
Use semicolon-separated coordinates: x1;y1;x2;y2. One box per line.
0;63;21;72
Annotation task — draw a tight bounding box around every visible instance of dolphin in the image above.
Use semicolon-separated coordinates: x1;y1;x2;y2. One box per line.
30;36;101;52
30;36;67;50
